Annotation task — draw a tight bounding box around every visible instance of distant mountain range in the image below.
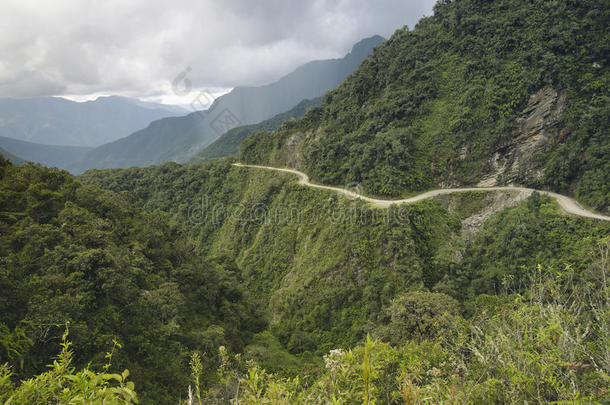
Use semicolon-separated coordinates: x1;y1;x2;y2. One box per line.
69;35;384;173
189;97;323;164
0;136;91;169
0;96;187;147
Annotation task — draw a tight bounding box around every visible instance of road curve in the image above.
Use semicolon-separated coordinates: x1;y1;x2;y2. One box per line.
233;163;610;221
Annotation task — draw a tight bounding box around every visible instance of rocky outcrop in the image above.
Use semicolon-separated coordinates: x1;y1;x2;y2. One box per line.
460;190;533;233
477;87;567;187
435;190;534;234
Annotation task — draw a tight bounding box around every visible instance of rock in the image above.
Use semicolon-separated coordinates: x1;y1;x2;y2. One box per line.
477;87;566;187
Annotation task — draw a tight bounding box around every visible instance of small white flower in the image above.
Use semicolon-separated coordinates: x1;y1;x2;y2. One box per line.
323;348;345;372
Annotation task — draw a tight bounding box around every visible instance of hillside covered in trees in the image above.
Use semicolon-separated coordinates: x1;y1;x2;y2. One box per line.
241;0;609;213
79;158;609;403
1;0;609;403
2;143;610;403
0;157;265;403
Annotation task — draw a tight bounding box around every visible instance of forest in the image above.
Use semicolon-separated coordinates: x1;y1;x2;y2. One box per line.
3;155;606;403
1;0;609;403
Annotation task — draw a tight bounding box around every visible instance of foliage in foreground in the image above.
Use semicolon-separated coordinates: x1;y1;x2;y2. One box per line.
4;256;608;404
193;259;610;404
0;327;136;404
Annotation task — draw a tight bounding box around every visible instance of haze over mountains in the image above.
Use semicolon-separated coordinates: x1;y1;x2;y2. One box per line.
1;0;609;403
0;146;25;165
0;135;91;169
68;35;384;173
0;96;187;147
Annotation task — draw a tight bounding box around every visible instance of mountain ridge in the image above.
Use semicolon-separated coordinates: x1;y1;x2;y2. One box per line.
69;35;384;173
0;96;187;147
0;135;92;169
189;97;323;164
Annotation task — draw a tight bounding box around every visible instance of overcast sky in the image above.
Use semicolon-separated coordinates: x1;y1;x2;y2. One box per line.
0;0;436;105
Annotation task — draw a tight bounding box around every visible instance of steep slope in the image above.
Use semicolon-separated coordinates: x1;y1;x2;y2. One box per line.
0;96;186;146
70;36;384;172
240;0;609;213
190;97;322;164
0;135;92;169
80;160;610;358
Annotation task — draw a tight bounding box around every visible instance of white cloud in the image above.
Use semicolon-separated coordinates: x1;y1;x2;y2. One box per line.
0;0;436;104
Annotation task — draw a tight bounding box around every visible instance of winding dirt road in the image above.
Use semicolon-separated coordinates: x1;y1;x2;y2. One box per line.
233;163;610;221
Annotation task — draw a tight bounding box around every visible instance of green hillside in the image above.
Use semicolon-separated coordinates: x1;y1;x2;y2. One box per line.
0;157;264;403
79;159;610;403
4;154;608;403
2;0;610;403
241;0;609;213
190;97;322;164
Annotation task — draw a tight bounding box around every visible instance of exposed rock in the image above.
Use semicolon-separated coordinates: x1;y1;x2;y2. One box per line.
477;87;566;187
459;190;532;234
285;132;304;168
435;189;533;234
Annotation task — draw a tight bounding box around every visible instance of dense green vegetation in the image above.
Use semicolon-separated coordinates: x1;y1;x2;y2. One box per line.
3;0;609;403
80;159;610;403
1;327;138;404
190;97;322;164
4;153;609;402
197;261;610;403
0;157;264;404
240;0;609;213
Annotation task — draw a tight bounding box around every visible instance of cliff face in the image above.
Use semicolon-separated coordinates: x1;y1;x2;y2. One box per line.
477;87;567;187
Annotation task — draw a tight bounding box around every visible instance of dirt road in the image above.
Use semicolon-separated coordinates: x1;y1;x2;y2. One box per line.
233;163;610;221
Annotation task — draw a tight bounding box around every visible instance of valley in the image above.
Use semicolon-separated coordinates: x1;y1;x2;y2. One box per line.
0;0;608;403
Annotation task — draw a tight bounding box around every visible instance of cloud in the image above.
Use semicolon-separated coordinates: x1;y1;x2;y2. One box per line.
0;0;436;104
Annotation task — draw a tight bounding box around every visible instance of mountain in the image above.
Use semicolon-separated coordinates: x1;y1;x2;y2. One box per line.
69;35;384;173
189;97;322;164
0;96;187;147
240;0;609;214
4;0;610;403
0;135;92;169
77;159;609;403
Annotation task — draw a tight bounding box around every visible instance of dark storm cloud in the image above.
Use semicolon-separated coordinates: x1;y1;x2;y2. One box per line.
0;0;436;103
